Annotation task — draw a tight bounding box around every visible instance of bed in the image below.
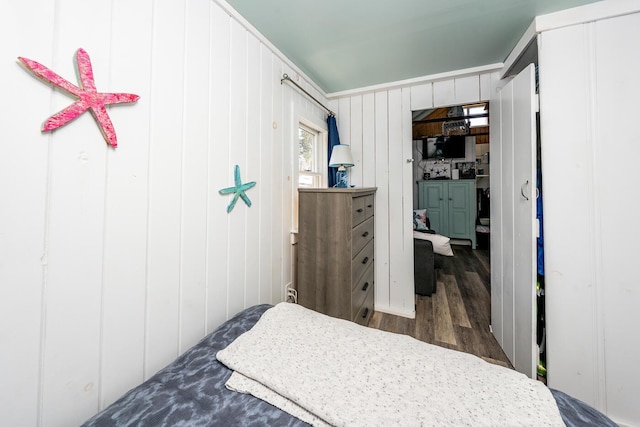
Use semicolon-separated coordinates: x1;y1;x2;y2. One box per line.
82;303;617;427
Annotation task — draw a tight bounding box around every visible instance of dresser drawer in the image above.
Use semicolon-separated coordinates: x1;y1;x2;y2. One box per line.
352;239;374;286
364;195;375;219
352;262;374;309
352;216;374;257
352;196;367;226
354;285;374;326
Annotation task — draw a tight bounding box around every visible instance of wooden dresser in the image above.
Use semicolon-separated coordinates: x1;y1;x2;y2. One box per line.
297;187;376;325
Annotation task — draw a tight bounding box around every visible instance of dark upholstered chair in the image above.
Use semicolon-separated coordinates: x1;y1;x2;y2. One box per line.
414;238;436;296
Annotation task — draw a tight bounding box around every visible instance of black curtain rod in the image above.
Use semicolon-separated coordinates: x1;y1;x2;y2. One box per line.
415;132;490;140
280;73;335;116
413;112;489;125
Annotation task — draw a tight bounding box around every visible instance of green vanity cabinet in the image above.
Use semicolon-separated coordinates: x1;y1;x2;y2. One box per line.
418;180;476;248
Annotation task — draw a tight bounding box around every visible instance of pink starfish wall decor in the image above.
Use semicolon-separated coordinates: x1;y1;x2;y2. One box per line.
18;48;140;148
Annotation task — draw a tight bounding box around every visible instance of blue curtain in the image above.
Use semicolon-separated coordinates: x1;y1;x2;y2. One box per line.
536;166;545;277
327;115;340;187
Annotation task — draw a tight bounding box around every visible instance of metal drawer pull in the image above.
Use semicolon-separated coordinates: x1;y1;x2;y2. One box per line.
356;208;364;213
367;204;373;208
362;282;369;291
362;231;369;237
362;307;369;319
361;256;369;264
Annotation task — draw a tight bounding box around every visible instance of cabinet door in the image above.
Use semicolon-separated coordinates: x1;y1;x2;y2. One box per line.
447;181;474;241
420;182;447;235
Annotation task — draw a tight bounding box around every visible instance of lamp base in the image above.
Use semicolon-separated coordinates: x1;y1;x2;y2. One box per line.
336;169;349;188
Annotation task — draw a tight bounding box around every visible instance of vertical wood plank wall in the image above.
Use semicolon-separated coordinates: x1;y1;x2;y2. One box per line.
0;0;504;424
329;72;500;318
0;0;328;425
540;13;640;425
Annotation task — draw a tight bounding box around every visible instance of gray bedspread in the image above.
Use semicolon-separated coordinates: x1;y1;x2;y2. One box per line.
82;304;617;426
82;304;308;427
551;388;617;427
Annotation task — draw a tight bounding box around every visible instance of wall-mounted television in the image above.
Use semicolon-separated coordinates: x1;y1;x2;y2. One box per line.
422;135;466;159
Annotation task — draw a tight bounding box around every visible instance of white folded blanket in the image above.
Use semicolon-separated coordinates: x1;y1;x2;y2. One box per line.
413;231;454;256
217;303;564;427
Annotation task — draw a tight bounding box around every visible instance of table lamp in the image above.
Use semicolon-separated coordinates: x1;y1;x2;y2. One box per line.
329;144;354;188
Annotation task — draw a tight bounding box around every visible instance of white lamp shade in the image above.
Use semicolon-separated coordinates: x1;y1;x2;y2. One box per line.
329;144;354;168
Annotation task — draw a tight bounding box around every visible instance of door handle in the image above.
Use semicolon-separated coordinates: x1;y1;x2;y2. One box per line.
521;180;529;201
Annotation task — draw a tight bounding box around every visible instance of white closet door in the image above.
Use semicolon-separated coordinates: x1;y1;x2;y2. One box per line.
491;63;537;378
511;64;537;379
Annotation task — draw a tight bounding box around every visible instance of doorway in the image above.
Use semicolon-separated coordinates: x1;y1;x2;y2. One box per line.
405;103;502;363
411;103;490;249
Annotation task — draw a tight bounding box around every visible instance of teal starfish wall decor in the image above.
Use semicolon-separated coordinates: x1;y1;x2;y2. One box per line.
219;165;256;213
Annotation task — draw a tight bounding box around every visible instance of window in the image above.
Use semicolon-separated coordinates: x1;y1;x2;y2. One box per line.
293;121;327;233
463;103;489;127
298;124;322;188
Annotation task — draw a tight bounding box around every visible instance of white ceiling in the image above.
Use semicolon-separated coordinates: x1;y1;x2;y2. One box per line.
225;0;602;93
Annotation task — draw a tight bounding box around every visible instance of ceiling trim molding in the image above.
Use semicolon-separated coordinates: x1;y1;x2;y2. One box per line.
502;20;538;80
504;0;640;79
212;0;329;98
535;0;640;33
326;63;504;99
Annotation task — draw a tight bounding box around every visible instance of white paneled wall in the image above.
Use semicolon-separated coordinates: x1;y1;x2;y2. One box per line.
540;12;640;425
0;0;327;425
331;71;500;317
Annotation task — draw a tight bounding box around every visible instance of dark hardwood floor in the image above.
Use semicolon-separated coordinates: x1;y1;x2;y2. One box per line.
368;244;513;369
